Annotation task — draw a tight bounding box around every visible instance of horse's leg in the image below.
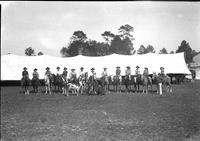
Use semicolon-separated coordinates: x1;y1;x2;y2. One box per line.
49;84;51;94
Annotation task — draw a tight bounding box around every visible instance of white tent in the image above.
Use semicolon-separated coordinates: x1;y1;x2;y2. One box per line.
1;53;191;80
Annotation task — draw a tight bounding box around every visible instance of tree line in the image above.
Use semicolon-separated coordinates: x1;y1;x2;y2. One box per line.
24;24;199;64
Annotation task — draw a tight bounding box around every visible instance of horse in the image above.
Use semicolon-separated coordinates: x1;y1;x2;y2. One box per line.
21;76;31;95
51;74;63;93
44;74;53;94
141;75;153;94
60;75;68;96
133;74;143;93
112;75;122;93
78;72;88;95
100;75;110;93
124;75;132;93
152;73;172;95
32;77;40;93
87;75;99;95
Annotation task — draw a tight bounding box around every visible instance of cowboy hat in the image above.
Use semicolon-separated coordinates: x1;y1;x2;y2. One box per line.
46;67;50;70
127;66;130;68
71;68;75;71
34;68;37;71
145;67;148;69
56;66;60;69
64;67;67;70
91;68;95;70
136;66;139;68
160;67;164;70
80;67;84;69
103;67;107;69
23;67;27;70
116;66;120;68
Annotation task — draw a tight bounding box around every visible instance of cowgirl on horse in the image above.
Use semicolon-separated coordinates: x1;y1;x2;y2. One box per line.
134;66;142;93
113;66;122;93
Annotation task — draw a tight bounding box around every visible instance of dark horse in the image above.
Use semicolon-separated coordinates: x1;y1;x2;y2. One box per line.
112;75;122;93
32;77;40;93
152;73;172;94
51;74;63;93
124;75;132;93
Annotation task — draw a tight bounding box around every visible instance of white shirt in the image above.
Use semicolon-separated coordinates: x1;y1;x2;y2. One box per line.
56;70;62;75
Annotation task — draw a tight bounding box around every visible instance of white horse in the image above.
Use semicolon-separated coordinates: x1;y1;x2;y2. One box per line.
44;74;52;94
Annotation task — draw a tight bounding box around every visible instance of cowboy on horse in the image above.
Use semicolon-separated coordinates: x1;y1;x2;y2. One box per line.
32;68;40;93
125;66;132;93
134;65;142;93
62;67;68;79
78;67;87;94
69;68;77;84
101;67;109;92
113;66;122;92
44;67;52;94
21;67;30;95
142;67;150;94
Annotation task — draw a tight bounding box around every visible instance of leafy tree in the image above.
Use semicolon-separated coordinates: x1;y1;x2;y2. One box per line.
176;40;193;63
101;31;115;44
137;45;146;54
110;35;123;54
118;24;134;40
38;51;44;56
25;47;35;56
71;30;87;42
159;48;168;54
146;45;156;53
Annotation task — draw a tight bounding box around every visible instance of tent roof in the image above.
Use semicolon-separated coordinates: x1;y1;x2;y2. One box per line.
1;53;191;80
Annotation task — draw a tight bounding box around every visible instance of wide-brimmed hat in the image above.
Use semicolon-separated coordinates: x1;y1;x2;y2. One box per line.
103;67;107;69
64;67;67;70
91;68;95;70
46;67;50;70
116;66;120;68
136;66;140;68
80;67;84;69
34;68;37;71
127;66;130;68
71;68;75;71
160;67;164;70
57;66;60;69
145;67;148;69
23;67;27;70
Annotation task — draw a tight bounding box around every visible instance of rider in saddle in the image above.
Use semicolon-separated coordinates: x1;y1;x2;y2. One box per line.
90;68;97;80
45;67;51;77
143;67;149;79
56;67;62;77
135;66;141;76
125;66;131;80
62;67;68;79
69;69;77;83
79;67;85;79
33;68;39;79
116;66;121;78
101;67;108;79
22;67;29;80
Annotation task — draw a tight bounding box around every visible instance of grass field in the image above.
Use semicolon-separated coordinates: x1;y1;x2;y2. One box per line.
1;81;200;141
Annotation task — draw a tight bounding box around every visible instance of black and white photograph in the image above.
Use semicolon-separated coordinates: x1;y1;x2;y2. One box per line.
1;1;200;140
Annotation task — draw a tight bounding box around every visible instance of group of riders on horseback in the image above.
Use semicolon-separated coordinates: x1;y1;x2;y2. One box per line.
21;65;172;95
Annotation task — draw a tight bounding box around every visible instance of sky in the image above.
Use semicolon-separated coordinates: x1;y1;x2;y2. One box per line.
1;1;200;57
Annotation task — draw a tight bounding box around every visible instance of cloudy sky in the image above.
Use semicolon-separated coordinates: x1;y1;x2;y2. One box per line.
1;1;200;56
